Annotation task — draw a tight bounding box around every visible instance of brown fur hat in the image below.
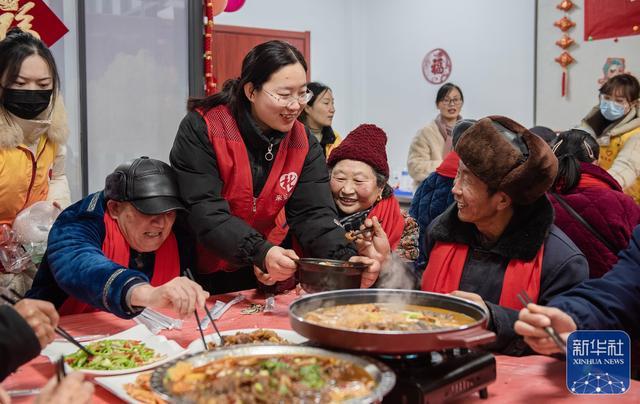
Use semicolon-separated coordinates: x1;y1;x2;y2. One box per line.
454;116;558;205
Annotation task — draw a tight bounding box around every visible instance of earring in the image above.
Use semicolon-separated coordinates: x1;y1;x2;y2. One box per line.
376;194;382;202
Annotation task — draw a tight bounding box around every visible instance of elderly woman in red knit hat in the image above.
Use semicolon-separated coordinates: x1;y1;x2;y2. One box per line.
327;124;419;263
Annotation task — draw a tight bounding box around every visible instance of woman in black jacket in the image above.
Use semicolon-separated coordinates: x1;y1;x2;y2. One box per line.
170;41;386;293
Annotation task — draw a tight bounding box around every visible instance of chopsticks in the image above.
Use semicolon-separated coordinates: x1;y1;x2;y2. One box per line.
55;355;66;383
517;290;567;352
0;289;95;357
345;219;384;240
184;268;225;347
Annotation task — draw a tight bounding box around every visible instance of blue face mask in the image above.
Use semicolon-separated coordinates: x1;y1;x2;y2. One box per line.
600;99;626;121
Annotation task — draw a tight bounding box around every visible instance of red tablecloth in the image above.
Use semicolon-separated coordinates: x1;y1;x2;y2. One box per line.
2;290;638;403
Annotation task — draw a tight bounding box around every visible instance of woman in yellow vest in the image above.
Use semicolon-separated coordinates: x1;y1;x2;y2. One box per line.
297;82;342;158
0;28;70;292
580;73;640;203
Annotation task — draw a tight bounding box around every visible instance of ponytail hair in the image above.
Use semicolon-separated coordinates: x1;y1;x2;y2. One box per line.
187;40;307;120
551;129;599;193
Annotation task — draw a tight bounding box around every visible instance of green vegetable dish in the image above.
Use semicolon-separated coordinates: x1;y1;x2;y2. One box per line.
65;339;162;370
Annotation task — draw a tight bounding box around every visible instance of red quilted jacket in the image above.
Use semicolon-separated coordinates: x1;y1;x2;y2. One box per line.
549;162;640;278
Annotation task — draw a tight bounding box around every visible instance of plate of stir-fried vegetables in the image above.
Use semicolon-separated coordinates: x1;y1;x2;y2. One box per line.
46;325;188;376
65;339;161;370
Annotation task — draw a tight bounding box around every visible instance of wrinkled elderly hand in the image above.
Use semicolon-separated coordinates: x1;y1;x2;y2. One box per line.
253;265;276;286
35;372;94;404
514;303;574;355
130;277;209;319
13;298;59;349
0;386;9;404
264;246;299;282
450;290;489;314
349;256;381;288
353;217;391;263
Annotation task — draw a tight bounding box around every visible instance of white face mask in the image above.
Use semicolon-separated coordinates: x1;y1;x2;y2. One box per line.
599;99;626;121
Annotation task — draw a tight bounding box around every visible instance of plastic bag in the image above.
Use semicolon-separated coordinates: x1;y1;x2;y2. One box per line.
13;201;61;243
12;201;61;265
0;225;32;273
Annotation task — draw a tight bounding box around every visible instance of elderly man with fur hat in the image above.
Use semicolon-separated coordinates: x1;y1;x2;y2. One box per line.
420;116;588;356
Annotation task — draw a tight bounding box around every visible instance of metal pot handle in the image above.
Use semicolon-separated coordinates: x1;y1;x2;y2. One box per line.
436;328;496;347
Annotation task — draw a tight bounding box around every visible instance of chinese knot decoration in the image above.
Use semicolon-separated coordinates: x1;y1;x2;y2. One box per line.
554;16;576;32
554;1;576;97
555;34;575;49
0;0;68;46
556;0;574;12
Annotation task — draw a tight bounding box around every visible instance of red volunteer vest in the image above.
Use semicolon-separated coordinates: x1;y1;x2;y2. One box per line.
421;241;544;310
196;105;309;273
58;213;180;315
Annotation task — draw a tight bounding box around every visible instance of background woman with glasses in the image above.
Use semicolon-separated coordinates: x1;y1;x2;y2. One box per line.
170;40;386;293
407;82;464;187
579;73;640;203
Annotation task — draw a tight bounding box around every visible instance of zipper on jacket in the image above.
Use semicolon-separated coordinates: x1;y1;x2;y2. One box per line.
252;197;257;213
17;145;38;210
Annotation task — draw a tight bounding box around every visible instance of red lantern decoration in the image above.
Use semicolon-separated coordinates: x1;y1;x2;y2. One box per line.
224;0;246;13
556;0;574;12
555;52;575;97
554;16;576;32
555;34;575;49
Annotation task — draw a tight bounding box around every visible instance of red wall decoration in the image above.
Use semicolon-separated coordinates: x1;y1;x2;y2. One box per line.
0;0;68;47
584;0;640;41
422;48;452;85
554;1;576;97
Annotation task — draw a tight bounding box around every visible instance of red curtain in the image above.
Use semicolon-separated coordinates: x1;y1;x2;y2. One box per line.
584;0;640;41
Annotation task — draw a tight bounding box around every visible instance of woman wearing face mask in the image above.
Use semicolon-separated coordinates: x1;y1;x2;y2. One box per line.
297;82;341;158
0;28;70;292
170;41;387;293
407;83;464;187
580;73;640;203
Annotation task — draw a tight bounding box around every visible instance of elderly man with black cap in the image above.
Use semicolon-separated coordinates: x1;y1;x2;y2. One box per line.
27;157;208;319
419;116;588;355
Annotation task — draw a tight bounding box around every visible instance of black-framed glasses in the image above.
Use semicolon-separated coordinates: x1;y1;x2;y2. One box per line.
263;89;314;107
440;97;462;106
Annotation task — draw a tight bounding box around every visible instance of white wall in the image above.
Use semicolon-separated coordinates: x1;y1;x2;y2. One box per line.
216;0;536;179
536;0;640;130
215;0;356;140
358;0;535;177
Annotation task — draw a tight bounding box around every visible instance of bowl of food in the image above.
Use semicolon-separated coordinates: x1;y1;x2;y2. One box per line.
150;345;395;403
295;258;369;293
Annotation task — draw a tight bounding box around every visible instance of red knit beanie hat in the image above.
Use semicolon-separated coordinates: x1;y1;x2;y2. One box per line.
327;124;390;177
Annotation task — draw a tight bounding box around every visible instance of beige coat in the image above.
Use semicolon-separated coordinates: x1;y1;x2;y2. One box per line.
407;120;444;187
